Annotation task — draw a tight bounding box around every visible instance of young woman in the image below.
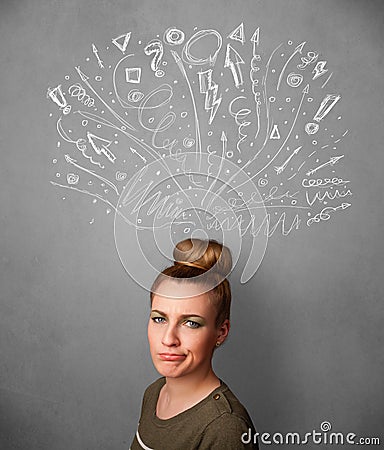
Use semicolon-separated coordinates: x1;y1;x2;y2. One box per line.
130;239;258;449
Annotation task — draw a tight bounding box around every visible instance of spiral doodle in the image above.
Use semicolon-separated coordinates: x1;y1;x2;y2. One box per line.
320;421;332;432
163;27;185;46
287;72;304;88
68;83;95;107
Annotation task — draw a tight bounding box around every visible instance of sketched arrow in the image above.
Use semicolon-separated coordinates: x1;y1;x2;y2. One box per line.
306;155;344;176
274;145;302;175
92;43;104;69
223;84;309;195
64;154;119;195
224;44;245;88
250;27;260;56
276;41;306;91
75;66;136;132
130;146;147;163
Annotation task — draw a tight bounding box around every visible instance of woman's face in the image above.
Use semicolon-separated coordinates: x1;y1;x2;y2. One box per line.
148;280;229;380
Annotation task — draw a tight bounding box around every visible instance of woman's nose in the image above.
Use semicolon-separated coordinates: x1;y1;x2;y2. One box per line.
162;323;180;346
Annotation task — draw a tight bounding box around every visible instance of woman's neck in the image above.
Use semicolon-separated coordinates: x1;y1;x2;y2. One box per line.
156;369;221;419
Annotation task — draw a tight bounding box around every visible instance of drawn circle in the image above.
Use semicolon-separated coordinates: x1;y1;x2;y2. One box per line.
312;140;317;145
163;27;185;46
82;120;88;127
291;200;297;205
181;111;188;118
56;173;60;177
65;75;70;80
208;131;213;136
269;96;276;103
320;421;332;432
95;76;102;81
258;178;268;187
127;89;144;103
285;97;291;103
288;40;293;45
116;171;127;181
114;154;268;296
67;173;79;185
287;72;303;88
183;137;195;148
226;151;233;158
182;29;222;66
155;69;165;78
305;122;319;135
97;124;102;129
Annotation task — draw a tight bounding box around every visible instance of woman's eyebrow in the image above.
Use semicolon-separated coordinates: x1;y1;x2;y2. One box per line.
151;309;205;319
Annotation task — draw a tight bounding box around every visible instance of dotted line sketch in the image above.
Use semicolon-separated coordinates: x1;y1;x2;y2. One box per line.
46;23;352;289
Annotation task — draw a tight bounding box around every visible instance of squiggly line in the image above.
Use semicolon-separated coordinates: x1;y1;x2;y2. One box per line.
253;43;283;155
307;203;351;226
171;50;202;171
229;96;251;154
68;83;95;107
56;117;104;168
64;154;119;195
75;66;136;132
224;83;309;194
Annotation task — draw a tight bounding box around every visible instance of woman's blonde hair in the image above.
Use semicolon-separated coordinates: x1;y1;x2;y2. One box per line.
150;239;232;327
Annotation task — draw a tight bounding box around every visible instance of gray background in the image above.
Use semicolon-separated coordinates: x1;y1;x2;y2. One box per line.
1;0;383;448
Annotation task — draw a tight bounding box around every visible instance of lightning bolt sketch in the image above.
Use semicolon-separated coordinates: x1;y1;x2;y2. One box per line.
198;69;222;124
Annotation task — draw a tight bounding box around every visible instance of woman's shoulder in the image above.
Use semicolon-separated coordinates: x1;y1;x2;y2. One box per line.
203;381;254;427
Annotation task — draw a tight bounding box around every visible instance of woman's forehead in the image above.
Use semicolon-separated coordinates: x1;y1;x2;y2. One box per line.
151;294;215;317
154;279;211;299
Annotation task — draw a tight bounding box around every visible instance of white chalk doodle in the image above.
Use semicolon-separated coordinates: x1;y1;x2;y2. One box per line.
306;155;344;176
198;69;222;124
47;23;353;287
228;23;245;45
47;85;71;115
225;44;245;88
112;32;131;53
92;44;104;69
87;132;116;163
144;40;165;77
125;67;142;84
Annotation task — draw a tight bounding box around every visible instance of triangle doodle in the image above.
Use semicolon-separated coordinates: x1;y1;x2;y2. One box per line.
228;23;245;45
250;27;260;47
112;32;131;53
270;124;281;140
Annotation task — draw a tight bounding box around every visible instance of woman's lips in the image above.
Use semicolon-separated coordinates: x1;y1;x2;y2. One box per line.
158;353;186;361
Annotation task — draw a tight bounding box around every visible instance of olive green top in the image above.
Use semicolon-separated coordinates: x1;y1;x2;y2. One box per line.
130;377;259;450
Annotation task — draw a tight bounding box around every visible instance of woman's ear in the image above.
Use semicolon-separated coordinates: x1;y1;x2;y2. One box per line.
216;319;230;344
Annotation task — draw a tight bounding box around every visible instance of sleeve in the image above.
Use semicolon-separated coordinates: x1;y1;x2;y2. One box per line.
199;413;259;450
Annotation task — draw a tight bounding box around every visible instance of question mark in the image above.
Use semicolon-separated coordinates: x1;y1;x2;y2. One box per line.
144;39;165;77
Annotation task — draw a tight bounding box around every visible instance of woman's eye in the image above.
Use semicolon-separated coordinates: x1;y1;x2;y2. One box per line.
152;316;166;324
185;320;201;329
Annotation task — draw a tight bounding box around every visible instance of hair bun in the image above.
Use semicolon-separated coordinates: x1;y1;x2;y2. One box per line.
173;238;232;277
